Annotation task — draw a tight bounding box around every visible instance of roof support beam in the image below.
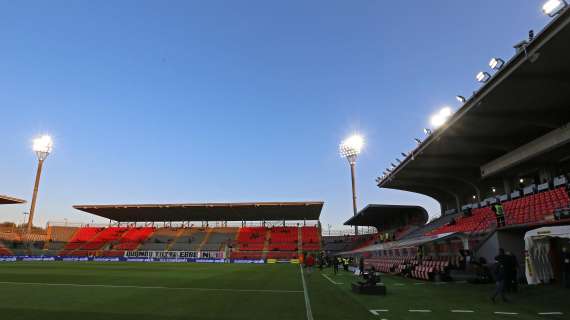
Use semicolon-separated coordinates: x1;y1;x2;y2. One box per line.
481;123;570;178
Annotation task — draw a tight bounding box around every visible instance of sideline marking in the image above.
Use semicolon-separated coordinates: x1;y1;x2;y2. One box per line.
393;283;405;286
494;312;519;315
409;309;431;313
322;273;343;285
0;281;302;294
413;282;425;285
538;312;563;315
299;265;314;320
451;310;475;313
369;309;389;315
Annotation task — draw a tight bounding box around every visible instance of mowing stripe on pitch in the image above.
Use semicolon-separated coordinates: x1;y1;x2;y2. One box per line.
0;281;302;294
299;265;314;320
322;273;343;285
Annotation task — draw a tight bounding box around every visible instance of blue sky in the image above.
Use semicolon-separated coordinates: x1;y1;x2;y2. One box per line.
0;1;552;228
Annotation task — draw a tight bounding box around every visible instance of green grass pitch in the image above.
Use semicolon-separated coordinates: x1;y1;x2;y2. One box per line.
0;262;567;320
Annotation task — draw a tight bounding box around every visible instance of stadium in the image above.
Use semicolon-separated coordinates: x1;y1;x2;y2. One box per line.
1;1;570;320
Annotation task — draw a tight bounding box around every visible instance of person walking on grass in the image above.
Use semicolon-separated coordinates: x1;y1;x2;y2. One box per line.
491;256;509;303
305;253;315;276
333;256;339;275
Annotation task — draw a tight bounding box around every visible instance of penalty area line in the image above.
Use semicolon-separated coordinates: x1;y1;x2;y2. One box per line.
0;281;302;294
321;273;343;285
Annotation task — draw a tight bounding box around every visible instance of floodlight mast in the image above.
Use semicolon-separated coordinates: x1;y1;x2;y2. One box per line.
339;135;363;236
27;135;53;234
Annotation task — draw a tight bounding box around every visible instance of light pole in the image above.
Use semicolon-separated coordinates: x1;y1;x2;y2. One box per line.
339;134;364;236
27;135;53;234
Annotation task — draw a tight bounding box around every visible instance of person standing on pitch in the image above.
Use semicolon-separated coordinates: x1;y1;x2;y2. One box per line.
333;256;339;275
562;246;570;288
491;256;509;303
305;253;315;275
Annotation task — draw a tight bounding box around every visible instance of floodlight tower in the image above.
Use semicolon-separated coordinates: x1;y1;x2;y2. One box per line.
339;135;364;235
27;135;53;233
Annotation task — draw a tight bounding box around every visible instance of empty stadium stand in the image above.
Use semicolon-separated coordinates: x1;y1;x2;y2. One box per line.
427;187;570;236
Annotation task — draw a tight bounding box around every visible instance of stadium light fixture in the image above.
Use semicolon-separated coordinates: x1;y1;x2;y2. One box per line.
424;128;432;136
489;58;505;70
401;152;408;158
543;0;567;16
390;163;397;169
414;138;422;145
476;71;491;83
396;158;402;163
430;106;454;129
456;95;466;103
27;135;53;234
472;195;477;200
519;178;524;183
492;187;497;193
339;134;364;235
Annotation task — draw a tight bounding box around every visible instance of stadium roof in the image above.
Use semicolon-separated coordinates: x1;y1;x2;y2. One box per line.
343;204;428;230
0;195;26;205
73;201;324;222
342;232;466;255
378;9;570;206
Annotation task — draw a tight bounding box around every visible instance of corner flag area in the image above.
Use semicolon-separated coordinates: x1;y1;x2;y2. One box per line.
0;262;567;320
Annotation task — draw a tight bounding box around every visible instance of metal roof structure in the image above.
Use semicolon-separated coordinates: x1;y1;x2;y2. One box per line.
0;195;26;205
378;8;570;210
343;204;428;230
73;201;323;222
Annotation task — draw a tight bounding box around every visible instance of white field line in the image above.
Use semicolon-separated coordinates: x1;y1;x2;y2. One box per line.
538;312;564;315
409;309;431;313
413;282;425;285
393;283;405;286
299;265;314;320
494;312;519;315
0;281;302;294
369;309;389;315
321;273;343;285
451;310;475;313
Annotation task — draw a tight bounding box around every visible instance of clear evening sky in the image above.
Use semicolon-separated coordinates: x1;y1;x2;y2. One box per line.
0;1;551;228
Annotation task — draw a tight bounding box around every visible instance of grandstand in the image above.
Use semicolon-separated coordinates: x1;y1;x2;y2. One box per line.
0;202;324;261
335;4;570;286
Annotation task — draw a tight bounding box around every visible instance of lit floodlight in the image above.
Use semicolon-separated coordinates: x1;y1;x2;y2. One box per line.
456;95;466;103
424;128;432;135
519;178;524;183
489;58;505;70
32;135;53;161
543;0;567;16
338;134;364;235
476;71;491;83
439;106;453;118
492;187;496;193
27;134;54;234
429;107;454;129
339;134;364;161
414;138;422;145
472;195;476;199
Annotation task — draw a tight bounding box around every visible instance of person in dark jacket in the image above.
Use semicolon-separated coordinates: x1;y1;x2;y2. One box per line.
505;251;519;292
562;246;570;288
491;257;509;303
